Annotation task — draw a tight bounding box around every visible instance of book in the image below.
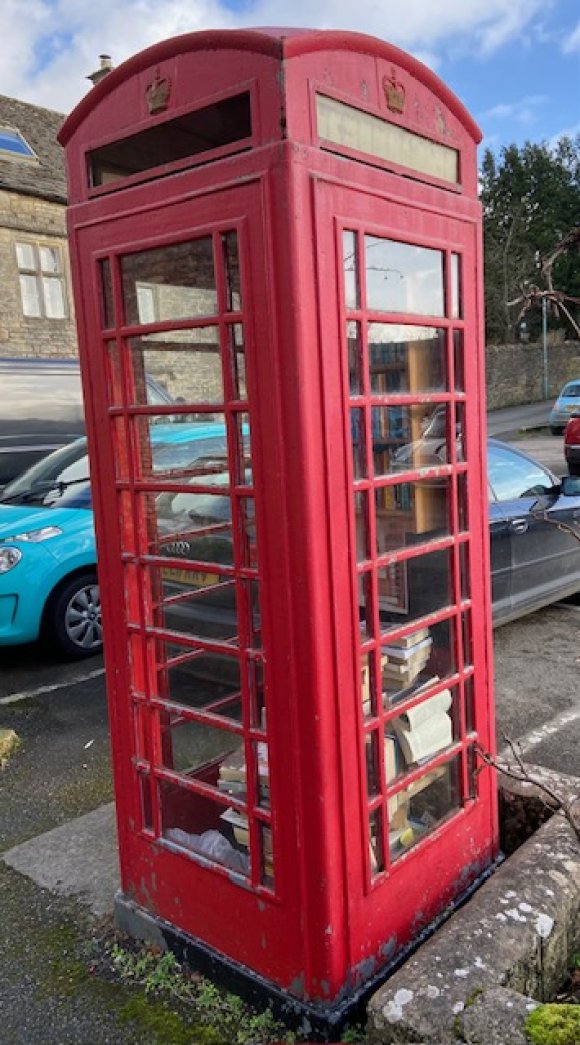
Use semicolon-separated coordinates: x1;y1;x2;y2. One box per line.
386;627;430;650
399;689;452;730
393;712;452;764
383;636;432;663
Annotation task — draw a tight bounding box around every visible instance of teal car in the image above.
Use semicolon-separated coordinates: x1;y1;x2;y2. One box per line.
0;424;230;659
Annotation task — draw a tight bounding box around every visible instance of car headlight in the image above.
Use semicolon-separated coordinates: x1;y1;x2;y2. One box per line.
8;526;63;543
0;547;23;574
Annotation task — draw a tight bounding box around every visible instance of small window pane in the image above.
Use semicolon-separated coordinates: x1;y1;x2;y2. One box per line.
365;236;444;317
369;808;385;875
133;414;228;482
39;246;59;273
365;730;381;797
128;330;223;405
230;324;247;399
388;687;456;771
42;277;65;318
372;403;451;477
380;619;456;703
222;232;241;311
19;274;41;316
454;330;464;392
347;321;363;395
368;324;446;394
153;489;235;567
155;568;238;644
375;477;451;555
358;571;374;640
343;230;359;309
450;254;462;319
156;641;242;720
121;238;217;324
351;408;367;479
355;491;370;563
389;755;461;861
15;242;35;269
378;546;453;626
159;779;250;877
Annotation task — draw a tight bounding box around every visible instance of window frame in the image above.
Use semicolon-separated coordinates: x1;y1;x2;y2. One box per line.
15;240;68;320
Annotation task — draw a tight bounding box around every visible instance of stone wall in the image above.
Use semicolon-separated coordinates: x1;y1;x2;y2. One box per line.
485;340;580;410
0;188;78;359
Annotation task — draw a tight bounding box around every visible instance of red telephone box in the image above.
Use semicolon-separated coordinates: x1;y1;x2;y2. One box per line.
60;27;498;1030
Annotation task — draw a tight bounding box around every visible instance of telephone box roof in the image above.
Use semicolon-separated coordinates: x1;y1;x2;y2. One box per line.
58;27;481;147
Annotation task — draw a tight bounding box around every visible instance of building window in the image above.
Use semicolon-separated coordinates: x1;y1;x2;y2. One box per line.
0;126;37;161
15;242;67;319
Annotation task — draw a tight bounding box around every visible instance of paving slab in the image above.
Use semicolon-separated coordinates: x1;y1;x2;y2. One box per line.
3;802;119;918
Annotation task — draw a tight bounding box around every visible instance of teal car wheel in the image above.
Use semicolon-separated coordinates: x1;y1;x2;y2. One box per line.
43;572;102;660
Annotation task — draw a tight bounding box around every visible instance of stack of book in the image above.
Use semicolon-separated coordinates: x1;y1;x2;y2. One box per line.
217;743;270;805
381;627;432;692
217;744;273;877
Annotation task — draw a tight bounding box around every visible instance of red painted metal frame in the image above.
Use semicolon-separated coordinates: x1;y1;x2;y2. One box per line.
60;28;497;1007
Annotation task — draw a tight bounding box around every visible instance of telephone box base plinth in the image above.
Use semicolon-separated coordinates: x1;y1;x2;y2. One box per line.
114;862;500;1040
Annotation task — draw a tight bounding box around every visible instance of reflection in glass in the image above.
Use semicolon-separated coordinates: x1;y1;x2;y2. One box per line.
359;571;374;640
248;658;266;729
372;403;451;477
389;755;460;860
129;330;223;405
258;821;274;886
361;650;374;716
157;571;238;643
365;731;381;797
454;330;464;392
133;414;228;482
153;485;235;566
343;230;359;309
241;579;262;650
234;412;252;486
99;258;114;327
369;808;385;874
347;320;363;395
355;491;370;563
158;643;242;719
222;231;241;311
368;324;446;394
160;714;240;775
374;477;451;556
365;236;444;316
351;408;366;479
378;545;453;627
121;237;217;325
450;254;462;319
230;324;247;400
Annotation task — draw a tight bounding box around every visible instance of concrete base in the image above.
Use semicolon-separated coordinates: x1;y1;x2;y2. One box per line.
366;765;580;1044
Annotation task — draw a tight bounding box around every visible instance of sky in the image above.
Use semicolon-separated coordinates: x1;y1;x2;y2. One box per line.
0;0;579;156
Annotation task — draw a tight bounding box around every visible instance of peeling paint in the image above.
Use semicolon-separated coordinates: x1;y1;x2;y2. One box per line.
383;987;414;1023
380;935;398;962
452;1001;465;1014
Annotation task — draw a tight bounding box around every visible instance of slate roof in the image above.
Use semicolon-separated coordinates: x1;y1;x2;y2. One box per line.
0;95;67;204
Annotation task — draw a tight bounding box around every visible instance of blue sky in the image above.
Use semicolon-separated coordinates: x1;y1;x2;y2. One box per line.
0;0;578;156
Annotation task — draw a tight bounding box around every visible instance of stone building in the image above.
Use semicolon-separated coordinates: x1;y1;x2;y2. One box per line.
0;94;78;359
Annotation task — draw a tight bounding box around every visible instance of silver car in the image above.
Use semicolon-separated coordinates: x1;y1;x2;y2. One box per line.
548;380;580;435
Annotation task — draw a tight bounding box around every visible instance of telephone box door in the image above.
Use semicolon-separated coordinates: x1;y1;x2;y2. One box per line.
313;179;496;953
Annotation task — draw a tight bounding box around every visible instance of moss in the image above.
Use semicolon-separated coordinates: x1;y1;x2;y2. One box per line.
525;1004;580;1045
119;995;224;1044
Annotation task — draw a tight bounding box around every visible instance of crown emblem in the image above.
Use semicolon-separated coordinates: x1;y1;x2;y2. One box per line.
383;67;405;114
146;68;171;114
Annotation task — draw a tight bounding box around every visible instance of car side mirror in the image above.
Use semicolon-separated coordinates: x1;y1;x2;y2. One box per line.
561;475;580;497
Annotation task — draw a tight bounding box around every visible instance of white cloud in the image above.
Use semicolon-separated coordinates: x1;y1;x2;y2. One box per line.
0;0;551;113
562;21;580;54
480;95;548;126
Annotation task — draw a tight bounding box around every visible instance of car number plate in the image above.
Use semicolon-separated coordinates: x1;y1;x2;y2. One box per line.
161;567;219;587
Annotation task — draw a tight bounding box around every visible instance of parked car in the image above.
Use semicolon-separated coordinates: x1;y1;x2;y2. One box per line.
548;380;580;435
1;435;580;659
564;413;580;476
0;423;230;658
0;356;176;486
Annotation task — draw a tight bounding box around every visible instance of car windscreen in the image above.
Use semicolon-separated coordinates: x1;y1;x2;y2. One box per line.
562;383;580;398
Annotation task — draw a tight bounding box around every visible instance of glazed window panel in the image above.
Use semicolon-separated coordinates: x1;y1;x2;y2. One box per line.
379;618;456;705
365;237;444;317
343;230;360;310
450;254;462;320
374;477;452;556
138;489;235;566
159;779;250;878
121;237;217;324
153;565;238;644
387;687;457;778
372;403;452;477
222;231;242;311
155;641;243;721
351;408;367;480
453;330;464;392
368;324;447;394
377;545;454;627
128;330;223;405
388;754;461;861
346;321;364;395
158;714;241;776
229;324;247;400
99;258;115;327
132;413;229;482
